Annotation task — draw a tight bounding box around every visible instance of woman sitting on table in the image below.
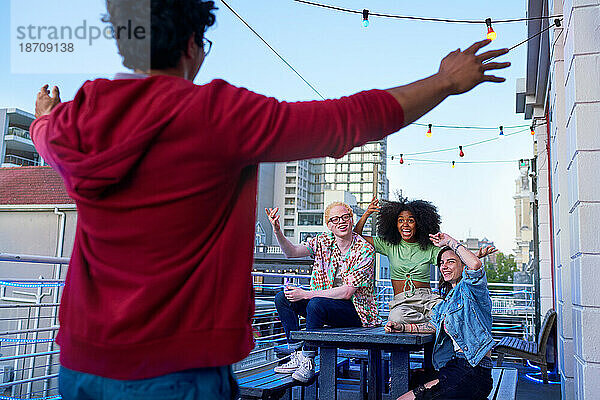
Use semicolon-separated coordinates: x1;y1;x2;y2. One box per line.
387;232;494;400
355;197;495;330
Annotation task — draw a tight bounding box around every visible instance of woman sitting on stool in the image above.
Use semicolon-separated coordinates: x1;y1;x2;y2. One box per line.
387;232;494;400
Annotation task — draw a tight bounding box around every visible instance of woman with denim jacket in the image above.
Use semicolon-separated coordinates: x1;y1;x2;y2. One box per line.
386;232;494;400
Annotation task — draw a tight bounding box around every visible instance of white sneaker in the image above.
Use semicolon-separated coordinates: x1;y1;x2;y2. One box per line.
292;354;315;383
274;351;301;374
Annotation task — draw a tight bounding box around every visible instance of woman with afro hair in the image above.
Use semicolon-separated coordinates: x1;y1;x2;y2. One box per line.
354;197;495;330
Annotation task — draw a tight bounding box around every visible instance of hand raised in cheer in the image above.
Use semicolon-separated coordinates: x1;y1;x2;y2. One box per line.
438;39;511;95
265;207;281;232
35;85;61;119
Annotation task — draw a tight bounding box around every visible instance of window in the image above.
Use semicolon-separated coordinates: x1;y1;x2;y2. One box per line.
298;213;323;226
285;198;295;205
284;208;295;216
286;177;296;184
300;232;320;242
284;229;294;237
286;166;296;174
284;219;294;226
285;187;296;194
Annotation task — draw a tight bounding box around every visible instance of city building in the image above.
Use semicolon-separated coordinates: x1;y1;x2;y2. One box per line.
0;108;41;167
513;159;534;271
515;0;600;397
258;140;388;245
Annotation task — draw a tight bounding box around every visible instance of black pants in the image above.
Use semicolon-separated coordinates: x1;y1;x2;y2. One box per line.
414;356;493;400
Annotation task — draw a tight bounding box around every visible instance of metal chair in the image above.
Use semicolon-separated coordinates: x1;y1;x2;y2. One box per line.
495;308;556;383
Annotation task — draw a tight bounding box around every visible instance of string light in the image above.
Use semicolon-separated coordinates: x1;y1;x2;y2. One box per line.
400;154;404;164
224;0;563;105
426;124;433;138
362;9;369;27
389;127;530;158
530;124;535;135
397;158;526;165
452;161;456;168
459;146;464;157
293;0;563;24
499;125;504;136
412;122;528;130
485;18;497;40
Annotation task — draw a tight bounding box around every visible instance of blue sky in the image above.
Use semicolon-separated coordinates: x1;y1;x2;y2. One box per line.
1;0;534;253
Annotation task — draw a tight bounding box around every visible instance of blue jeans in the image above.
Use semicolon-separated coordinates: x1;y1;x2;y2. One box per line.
274;291;362;350
59;365;239;400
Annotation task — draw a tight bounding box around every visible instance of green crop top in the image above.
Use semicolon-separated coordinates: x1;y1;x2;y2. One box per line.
372;236;440;286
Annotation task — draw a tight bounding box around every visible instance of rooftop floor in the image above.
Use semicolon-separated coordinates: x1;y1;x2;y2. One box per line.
505;361;561;400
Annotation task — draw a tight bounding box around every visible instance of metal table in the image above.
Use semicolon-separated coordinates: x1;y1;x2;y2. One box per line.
291;326;434;400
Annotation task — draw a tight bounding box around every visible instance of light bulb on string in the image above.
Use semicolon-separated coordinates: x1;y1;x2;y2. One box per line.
459;146;464;157
391;156;394;160
426;124;432;138
400;154;404;164
485;18;497;41
451;161;456;169
499;126;504;136
362;9;369;27
530;125;535;135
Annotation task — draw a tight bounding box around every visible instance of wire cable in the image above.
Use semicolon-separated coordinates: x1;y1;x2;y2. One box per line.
220;0;326;99
392;127;530;157
410;122;528;130
293;0;563;24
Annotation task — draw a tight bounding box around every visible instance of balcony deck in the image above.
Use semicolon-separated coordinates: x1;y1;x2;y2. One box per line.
0;253;561;400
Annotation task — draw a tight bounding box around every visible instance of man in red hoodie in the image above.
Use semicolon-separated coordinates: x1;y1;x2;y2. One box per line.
32;1;509;399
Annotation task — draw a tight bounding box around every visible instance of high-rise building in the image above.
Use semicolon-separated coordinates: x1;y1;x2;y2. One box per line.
0;108;40;168
261;140;388;244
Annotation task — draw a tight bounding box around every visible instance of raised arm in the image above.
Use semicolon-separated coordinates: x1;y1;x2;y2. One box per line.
476;245;498;258
386;39;509;127
429;232;482;271
265;208;310;258
353;197;379;246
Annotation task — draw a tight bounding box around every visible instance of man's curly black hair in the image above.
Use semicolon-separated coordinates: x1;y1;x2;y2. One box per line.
376;197;441;250
104;0;217;71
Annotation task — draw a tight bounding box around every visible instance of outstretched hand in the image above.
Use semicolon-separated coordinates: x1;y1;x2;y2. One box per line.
365;197;380;215
476;245;498;258
438;39;510;95
35;84;61;119
429;232;456;248
265;207;281;232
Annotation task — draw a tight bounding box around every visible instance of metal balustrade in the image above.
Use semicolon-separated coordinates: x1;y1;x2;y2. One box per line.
0;254;535;397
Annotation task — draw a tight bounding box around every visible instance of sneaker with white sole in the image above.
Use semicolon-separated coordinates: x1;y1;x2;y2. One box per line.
291;354;315;383
274;351;301;374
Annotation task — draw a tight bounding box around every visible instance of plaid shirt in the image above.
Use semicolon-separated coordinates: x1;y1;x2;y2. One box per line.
304;232;379;327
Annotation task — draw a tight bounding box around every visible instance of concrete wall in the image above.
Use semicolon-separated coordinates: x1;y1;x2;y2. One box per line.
563;1;600;398
547;0;600;397
0;207;76;282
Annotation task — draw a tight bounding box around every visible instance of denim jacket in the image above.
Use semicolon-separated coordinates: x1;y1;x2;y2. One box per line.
429;267;494;369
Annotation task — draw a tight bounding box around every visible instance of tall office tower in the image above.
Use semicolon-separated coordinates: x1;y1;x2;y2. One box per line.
263;139;388;245
317;140;389;211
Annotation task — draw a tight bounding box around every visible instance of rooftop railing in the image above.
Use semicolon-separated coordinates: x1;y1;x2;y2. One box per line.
3;155;39;167
0;253;535;398
6;127;31;141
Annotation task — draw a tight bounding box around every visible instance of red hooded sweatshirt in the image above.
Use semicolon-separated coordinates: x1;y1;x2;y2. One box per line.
30;75;404;380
